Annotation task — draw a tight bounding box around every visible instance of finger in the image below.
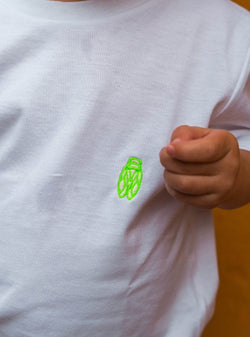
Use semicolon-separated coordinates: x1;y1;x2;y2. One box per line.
170;125;210;142
167;129;231;163
165;184;219;209
162;154;219;176
160;147;220;176
164;170;216;195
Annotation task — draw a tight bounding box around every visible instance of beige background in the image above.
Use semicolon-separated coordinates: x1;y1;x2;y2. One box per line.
202;2;250;336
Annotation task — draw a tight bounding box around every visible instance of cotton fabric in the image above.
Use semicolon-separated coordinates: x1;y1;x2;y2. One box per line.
0;0;249;336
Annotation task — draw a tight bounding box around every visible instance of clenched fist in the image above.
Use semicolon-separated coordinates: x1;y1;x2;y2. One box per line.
159;125;241;209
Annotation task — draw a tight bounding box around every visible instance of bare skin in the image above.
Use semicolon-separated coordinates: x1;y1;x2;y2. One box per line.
48;0;250;210
159;125;250;210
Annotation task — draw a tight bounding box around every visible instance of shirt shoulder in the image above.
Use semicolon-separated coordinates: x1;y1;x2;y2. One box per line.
198;0;250;96
191;0;250;19
182;0;250;34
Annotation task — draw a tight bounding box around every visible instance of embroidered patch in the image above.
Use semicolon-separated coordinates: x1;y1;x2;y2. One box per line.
117;157;143;200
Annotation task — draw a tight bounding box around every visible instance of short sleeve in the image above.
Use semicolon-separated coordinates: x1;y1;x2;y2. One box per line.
209;44;250;151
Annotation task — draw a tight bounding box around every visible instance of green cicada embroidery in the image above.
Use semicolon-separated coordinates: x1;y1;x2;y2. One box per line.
117;157;143;200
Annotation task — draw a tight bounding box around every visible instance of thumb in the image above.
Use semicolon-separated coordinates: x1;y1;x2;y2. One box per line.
166;126;230;162
170;125;210;143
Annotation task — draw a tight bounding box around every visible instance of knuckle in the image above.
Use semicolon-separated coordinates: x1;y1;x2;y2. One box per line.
206;142;216;160
159;156;164;167
222;177;233;194
160;149;172;167
219;129;229;139
225;129;237;145
164;182;175;197
159;148;167;165
163;170;167;180
177;177;190;193
198;196;219;209
163;171;173;188
221;130;239;157
170;188;181;200
176;125;189;132
172;125;189;139
230;160;240;177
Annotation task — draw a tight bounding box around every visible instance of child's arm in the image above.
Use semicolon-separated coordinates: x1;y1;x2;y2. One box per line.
159;125;250;210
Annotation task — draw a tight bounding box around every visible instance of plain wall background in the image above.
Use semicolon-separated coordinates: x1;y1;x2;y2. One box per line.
202;2;250;337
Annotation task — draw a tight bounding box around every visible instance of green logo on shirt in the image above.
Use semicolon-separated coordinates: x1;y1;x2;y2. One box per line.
118;157;143;200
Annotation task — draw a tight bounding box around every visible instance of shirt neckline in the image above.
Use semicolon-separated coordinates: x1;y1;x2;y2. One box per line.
2;0;156;25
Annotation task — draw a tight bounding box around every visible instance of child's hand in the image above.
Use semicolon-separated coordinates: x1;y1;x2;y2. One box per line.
159;125;241;209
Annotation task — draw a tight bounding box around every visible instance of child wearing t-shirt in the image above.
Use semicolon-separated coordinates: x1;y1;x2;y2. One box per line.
0;0;249;336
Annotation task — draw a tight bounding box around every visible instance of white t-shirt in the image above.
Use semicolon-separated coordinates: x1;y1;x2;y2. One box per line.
0;0;249;336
